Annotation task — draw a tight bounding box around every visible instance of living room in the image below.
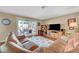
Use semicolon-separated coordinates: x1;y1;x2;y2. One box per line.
0;6;79;53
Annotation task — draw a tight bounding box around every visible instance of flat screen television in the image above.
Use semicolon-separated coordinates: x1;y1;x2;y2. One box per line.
49;24;60;31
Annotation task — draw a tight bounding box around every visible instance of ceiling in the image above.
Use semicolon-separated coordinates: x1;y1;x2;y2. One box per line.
0;6;79;20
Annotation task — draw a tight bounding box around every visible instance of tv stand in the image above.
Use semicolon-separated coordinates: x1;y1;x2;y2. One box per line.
52;30;59;33
45;30;62;41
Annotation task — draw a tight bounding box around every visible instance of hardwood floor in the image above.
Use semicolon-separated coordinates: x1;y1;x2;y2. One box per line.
43;39;66;53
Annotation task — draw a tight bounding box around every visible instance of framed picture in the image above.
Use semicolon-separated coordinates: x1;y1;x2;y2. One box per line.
68;18;76;30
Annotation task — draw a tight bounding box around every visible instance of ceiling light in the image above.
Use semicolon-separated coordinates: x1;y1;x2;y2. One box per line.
41;6;46;9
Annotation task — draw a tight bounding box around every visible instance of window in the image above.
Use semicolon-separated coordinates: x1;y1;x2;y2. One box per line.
18;20;29;36
17;20;38;36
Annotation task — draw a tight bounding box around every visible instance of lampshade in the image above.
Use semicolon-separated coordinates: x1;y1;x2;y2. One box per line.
69;22;77;27
70;22;77;27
